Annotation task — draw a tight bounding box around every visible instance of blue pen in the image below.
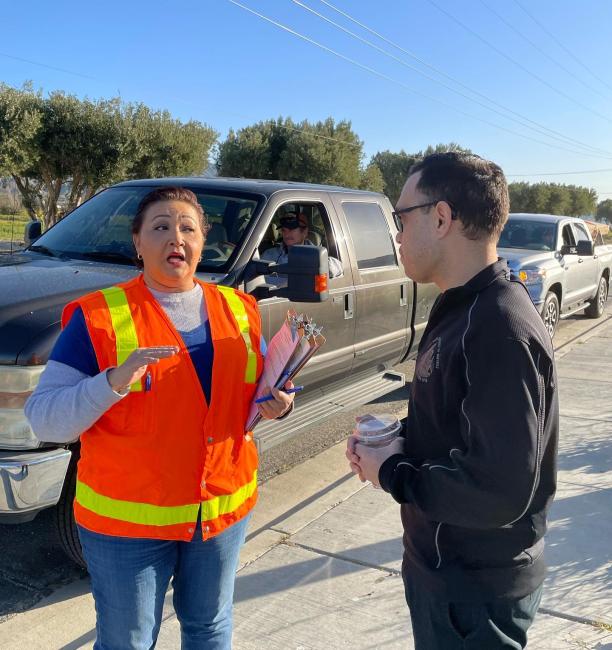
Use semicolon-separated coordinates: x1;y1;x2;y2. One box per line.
145;372;152;392
255;386;304;404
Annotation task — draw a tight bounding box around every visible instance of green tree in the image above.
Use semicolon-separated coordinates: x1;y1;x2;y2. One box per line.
596;199;612;223
568;185;597;217
123;104;217;180
0;84;43;219
508;182;530;213
369;150;417;206
0;85;217;228
359;162;385;193
544;184;571;215
509;181;597;217
0;84;42;178
217;117;367;188
370;143;472;206
417;142;473;158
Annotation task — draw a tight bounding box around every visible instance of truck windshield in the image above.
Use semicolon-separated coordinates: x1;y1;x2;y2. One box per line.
28;186;264;272
498;220;557;251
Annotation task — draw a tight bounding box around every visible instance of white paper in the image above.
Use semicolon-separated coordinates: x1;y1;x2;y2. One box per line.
246;320;301;428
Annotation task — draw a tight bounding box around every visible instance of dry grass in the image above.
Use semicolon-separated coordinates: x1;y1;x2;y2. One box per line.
0;213;31;241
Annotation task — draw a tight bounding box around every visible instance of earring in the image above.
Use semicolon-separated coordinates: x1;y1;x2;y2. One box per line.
137;253;142;260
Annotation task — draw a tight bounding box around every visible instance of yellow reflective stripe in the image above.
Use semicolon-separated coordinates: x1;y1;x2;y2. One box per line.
76;480;200;526
200;471;258;523
217;286;257;384
100;286;142;392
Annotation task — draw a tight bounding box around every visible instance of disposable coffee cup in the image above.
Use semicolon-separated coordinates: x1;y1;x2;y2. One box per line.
353;413;402;448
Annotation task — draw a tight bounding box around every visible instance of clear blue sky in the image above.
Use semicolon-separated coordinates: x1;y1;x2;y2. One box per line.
3;0;612;199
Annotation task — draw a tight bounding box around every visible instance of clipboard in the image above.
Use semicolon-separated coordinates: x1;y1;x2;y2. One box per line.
246;310;325;431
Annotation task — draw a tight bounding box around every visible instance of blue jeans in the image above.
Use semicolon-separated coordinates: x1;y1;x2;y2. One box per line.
78;514;250;650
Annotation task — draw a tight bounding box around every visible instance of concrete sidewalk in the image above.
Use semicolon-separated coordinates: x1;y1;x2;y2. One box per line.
2;313;611;649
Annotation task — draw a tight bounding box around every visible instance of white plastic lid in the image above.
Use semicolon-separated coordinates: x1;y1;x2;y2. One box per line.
353;413;401;439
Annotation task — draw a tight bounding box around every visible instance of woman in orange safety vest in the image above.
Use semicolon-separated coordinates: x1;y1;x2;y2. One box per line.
25;187;294;649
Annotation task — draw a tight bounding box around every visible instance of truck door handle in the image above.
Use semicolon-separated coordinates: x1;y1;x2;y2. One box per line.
344;293;354;320
400;283;408;307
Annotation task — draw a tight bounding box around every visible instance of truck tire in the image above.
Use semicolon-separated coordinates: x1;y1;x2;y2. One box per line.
584;275;608;319
55;447;86;568
542;291;559;338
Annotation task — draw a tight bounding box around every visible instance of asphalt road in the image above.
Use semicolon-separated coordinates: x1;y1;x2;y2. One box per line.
0;303;610;623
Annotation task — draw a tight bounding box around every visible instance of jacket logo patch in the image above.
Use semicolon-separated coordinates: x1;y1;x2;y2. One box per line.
416;337;440;383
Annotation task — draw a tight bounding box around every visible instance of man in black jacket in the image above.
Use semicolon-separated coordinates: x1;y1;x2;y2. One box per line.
347;152;558;649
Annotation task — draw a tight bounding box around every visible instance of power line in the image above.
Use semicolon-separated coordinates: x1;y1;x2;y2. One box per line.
513;0;612;95
478;0;610;102
1;70;361;154
507;168;612;177
426;0;612;125
227;0;612;161
300;0;612;158
0;52;96;81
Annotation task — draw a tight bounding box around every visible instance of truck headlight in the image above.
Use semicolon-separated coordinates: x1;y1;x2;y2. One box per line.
518;269;546;285
0;366;44;450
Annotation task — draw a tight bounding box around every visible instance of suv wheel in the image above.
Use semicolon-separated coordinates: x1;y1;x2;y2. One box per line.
542;291;559;338
584;276;608;319
55;447;86;568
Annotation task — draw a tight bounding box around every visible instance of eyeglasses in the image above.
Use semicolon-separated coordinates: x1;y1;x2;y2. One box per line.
392;200;456;232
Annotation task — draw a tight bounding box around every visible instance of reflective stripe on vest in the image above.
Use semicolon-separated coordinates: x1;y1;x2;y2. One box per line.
76;479;199;526
200;471;258;522
76;470;257;527
217;285;257;384
100;286;142;392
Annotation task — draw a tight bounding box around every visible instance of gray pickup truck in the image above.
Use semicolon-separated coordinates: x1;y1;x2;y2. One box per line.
0;177;439;564
499;213;612;337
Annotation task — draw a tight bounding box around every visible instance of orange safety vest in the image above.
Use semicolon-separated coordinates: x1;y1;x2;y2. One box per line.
61;274;264;541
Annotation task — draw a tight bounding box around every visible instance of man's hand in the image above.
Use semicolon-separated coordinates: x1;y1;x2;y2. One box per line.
106;346;179;393
346;435;404;487
257;380;295;420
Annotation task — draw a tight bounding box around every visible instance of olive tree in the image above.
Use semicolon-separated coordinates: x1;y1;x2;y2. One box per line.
217;117;371;189
0;84;217;228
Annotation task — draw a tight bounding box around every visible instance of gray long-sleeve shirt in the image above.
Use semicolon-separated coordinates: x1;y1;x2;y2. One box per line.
24;362;125;443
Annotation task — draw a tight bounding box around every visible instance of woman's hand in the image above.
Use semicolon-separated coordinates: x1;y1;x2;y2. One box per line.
257;380;295;420
106;346;179;393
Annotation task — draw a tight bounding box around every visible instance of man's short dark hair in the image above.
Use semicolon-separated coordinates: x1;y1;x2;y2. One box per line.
409;152;509;240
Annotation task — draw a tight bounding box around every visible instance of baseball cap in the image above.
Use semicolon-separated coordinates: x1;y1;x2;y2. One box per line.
279;212;308;229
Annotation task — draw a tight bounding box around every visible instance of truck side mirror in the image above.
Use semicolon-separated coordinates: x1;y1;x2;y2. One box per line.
246;245;330;302
560;244;575;256
24;220;42;246
276;245;330;303
576;240;594;256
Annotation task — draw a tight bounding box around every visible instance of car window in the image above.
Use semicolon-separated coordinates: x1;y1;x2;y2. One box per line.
258;201;342;267
498;219;557;251
561;224;577;249
572;223;590;243
29;186;263;271
341;201;397;270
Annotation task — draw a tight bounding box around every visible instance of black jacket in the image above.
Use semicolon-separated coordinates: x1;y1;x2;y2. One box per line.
379;260;558;602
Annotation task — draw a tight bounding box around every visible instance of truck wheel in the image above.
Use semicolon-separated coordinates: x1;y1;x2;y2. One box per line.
55;447;86;568
584;276;608;319
542;292;559;338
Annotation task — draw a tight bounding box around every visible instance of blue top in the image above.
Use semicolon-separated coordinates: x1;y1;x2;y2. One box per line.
50;307;266;405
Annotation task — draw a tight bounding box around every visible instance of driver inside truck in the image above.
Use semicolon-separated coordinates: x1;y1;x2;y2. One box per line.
259;210;343;287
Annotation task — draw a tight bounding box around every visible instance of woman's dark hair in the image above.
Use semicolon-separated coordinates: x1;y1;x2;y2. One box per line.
131;187;209;268
409;152;509;241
